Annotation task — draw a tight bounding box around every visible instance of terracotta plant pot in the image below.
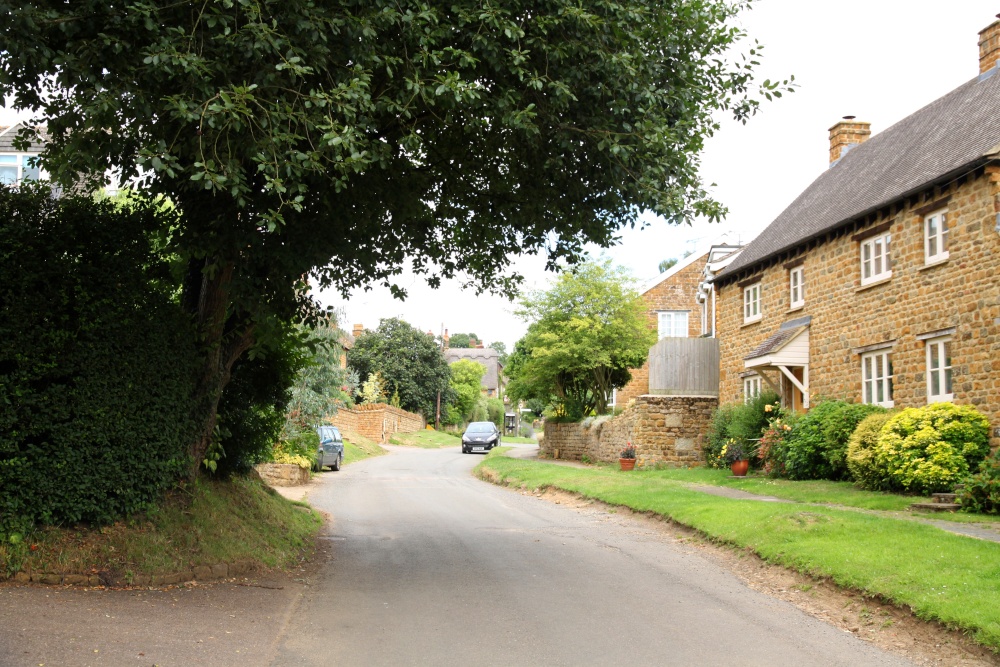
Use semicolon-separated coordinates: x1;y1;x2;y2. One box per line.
619;458;637;471
730;460;750;477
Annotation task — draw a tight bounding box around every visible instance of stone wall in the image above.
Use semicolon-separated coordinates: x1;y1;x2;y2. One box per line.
539;395;716;467
329;403;425;443
716;169;1000;449
254;463;310;486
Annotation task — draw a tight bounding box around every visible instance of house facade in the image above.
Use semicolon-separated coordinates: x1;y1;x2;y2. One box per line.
0;123;44;185
444;345;505;398
713;19;1000;449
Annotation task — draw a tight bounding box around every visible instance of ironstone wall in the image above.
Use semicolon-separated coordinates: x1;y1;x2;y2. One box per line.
329;403;425;443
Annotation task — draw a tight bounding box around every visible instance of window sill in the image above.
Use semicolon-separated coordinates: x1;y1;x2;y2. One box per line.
920;256;949;271
856;275;893;292
786;304;805;314
741;317;762;328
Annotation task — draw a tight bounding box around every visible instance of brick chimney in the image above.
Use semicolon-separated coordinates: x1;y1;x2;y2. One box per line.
352;323;364;338
980;18;1000;74
443;329;450;349
828;116;871;164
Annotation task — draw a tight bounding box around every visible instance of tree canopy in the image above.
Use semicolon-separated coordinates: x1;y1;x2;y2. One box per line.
506;261;655;417
347;318;451;417
447;333;480;349
2;0;787;469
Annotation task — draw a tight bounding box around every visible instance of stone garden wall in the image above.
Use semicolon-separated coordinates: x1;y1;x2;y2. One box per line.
539;395;716;467
329;403;425;443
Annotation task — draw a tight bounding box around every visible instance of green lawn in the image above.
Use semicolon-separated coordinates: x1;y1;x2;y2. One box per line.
502;435;537;444
389;429;460;448
477;451;1000;650
342;431;388;465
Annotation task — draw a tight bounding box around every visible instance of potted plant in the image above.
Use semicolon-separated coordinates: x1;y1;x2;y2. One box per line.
619;441;637;471
723;439;749;477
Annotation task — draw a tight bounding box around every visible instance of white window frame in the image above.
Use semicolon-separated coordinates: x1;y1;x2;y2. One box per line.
657;310;689;339
743;375;761;402
789;265;805;309
0;153;42;185
861;349;894;408
743;282;761;323
924;209;949;264
860;232;892;285
926;336;953;403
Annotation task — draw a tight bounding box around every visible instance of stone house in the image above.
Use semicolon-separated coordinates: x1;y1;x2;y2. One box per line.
0;123;44;185
711;19;1000;449
444;345;504;398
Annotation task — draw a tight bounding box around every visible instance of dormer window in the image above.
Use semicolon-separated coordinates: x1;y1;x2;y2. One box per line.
924;209;949;264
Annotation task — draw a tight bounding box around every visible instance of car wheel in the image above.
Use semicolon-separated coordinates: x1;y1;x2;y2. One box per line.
332;454;341;471
313;454;323;472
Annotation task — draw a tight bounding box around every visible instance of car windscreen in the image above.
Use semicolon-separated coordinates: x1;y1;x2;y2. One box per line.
465;423;494;433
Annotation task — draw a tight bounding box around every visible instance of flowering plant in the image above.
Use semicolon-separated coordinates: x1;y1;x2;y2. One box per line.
757;404;793;476
620;441;636;459
721;439;747;464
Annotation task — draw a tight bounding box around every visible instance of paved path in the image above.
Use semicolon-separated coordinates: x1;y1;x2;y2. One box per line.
270;444;912;666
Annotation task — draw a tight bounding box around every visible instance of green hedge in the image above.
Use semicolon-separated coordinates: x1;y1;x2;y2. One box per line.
0;185;200;533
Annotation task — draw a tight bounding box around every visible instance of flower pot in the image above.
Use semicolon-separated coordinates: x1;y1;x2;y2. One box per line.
730;460;749;477
619;458;636;471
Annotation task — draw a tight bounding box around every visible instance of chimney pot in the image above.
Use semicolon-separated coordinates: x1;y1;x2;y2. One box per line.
979;19;1000;75
352;323;364;338
828;118;871;165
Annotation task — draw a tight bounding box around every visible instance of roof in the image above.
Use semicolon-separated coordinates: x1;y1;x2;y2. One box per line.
639;249;709;295
444;347;503;390
744;326;805;361
718;69;1000;282
0;123;45;153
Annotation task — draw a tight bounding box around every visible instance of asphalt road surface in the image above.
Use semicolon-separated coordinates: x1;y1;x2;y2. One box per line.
270;445;913;667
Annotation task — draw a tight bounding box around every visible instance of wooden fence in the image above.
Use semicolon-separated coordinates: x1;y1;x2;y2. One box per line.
647;337;720;397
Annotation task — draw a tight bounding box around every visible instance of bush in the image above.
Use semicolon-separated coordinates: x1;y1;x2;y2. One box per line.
272;429;319;469
779;400;886;480
0;185;200;533
518;423;535;439
704;391;780;469
486;398;505;428
959;448;1000;514
846;411;896;489
870;404;991;494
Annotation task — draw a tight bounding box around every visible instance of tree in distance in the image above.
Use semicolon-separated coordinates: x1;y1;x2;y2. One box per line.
506;260;656;418
347;318;451;418
446;359;487;425
2;1;791;473
448;333;481;349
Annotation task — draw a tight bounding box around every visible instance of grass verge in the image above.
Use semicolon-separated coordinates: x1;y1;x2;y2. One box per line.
342;430;388;465
389;429;459;448
0;476;321;581
476;453;1000;650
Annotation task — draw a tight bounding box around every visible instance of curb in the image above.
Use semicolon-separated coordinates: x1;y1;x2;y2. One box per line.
7;561;255;588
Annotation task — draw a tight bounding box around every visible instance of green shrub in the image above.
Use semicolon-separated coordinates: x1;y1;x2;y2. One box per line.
0;185;200;532
486;397;505;428
272;429;320;469
780;400;887;480
704;391;780;468
959;448;1000;514
846;411;896;489
871;404;991;494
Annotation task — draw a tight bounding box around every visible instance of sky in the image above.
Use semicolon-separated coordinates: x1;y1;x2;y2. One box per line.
3;1;997;348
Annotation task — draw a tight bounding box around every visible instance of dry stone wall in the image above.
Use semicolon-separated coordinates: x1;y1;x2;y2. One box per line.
540;396;716;467
329;403;425;443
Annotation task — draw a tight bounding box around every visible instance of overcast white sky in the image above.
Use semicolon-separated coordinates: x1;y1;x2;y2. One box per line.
4;1;996;348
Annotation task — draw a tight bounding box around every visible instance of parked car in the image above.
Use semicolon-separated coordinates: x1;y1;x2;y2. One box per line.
461;421;501;454
315;425;344;471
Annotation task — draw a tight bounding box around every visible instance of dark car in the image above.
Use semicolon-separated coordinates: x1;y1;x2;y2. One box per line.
461;421;501;454
315;425;345;471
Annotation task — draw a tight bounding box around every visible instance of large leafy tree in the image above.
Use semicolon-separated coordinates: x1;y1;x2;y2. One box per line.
506;261;655;417
447;333;481;349
2;0;786;472
347;318;451;418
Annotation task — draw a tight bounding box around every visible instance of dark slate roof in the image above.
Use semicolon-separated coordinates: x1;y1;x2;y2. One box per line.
744;326;805;361
718;70;1000;281
0;123;45;153
444;347;503;391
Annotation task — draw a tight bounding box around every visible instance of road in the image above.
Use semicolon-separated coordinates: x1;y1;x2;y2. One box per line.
270;444;912;666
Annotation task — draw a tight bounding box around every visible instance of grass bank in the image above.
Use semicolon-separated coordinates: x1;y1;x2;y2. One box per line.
389;429;459;448
1;476;321;582
342;430;388;465
477;452;1000;650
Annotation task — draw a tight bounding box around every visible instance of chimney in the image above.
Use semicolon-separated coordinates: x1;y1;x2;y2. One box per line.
443;329;450;349
980;17;1000;75
828;116;871;164
352;323;364;338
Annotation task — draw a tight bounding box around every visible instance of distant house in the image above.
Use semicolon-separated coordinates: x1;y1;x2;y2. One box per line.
711;18;1000;449
444;345;504;398
0;123;44;185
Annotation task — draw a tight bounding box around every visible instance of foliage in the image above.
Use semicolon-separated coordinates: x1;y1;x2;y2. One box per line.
959;449;1000;514
845;412;896;490
284;319;355;431
620;442;637;459
722;440;748;464
446;359;486;426
359;372;389;405
2;0;790;471
348;318;451;417
488;341;509;366
756;410;795;476
518;423;535;439
448;333;480;349
778;400;887;480
704;392;781;468
486;398;505;428
0;184;200;532
658;258;679;273
272;430;320;470
507;260;656;417
868;404;991;495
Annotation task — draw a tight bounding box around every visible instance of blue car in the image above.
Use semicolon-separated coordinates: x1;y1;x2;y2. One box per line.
315;425;345;472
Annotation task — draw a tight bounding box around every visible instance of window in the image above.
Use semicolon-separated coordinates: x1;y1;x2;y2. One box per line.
861;350;893;407
743;282;761;323
860;232;891;285
926;337;953;403
0;154;40;185
924;209;949;264
744;375;761;402
789;266;804;309
657;311;689;339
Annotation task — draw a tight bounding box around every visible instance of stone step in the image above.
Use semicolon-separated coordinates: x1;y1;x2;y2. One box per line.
932;493;959;503
911;502;962;512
